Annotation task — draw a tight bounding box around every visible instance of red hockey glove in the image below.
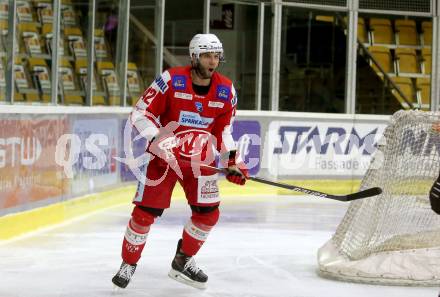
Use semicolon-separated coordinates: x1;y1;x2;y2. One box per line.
146;122;182;177
147;135;179;164
432;122;440;133
222;151;249;186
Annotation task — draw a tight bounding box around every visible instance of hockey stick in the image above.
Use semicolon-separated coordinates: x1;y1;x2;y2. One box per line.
183;160;382;202
246;176;382;201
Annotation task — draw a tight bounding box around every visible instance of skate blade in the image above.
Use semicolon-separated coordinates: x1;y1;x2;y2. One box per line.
168;268;206;290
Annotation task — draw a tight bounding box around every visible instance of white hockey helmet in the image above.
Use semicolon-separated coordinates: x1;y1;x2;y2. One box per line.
189;33;224;61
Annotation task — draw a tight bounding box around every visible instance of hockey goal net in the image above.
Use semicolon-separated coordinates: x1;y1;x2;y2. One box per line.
318;110;440;286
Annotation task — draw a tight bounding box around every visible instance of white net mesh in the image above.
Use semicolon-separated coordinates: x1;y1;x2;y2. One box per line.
318;110;440;286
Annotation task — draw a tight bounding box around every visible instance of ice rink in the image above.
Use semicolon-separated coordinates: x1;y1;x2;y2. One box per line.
0;194;437;297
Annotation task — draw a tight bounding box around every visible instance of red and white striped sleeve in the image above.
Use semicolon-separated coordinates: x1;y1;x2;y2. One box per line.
130;71;171;141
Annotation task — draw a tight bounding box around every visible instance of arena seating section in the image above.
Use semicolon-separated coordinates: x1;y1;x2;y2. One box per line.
359;17;432;110
0;0;143;105
0;3;433;110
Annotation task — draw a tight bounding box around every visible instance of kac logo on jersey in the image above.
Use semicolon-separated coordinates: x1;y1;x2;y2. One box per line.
195;102;203;112
216;85;230;101
174;129;212;157
172;75;186;90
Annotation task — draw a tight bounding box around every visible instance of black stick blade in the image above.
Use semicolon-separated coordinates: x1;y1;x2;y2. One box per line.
344;187;382;201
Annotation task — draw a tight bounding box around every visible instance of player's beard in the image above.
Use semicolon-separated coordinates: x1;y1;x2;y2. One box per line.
193;62;214;80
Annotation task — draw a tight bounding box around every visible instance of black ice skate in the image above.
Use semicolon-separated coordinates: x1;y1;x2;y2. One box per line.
112;261;137;289
168;239;208;289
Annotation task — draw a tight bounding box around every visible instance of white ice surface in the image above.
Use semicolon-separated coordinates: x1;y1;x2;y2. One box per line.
0;195;437;297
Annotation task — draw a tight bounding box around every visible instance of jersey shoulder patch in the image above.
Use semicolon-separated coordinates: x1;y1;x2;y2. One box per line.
171;75;187;91
154;71;171;94
169;67;190;91
215;84;230;101
214;72;235;106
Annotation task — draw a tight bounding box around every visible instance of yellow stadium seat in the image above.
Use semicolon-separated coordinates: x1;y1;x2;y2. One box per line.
16;0;34;23
14;93;25;102
0;58;22;103
370;18;394;45
63;94;83;105
422;48;431;75
64;27;87;59
416;77;430;109
422;21;432;46
94;29;110;60
42;23;65;56
14;57;31;92
92;94;107;105
358;17;368;44
127;62;142;105
28;57;51;102
15;57;46;103
59;57;83;105
11;56;30;102
97;61;121;106
40;94;51;103
75;59;92;90
390;77;416;108
395;19;418;46
368;46;393;74
34;0;53;25
0;20;7;54
316;15;334;23
61;2;78;26
18;23;43;56
0;57;5;91
395;48;419;75
0;19;7;31
0;3;7;21
74;59;106;105
59;57;76;91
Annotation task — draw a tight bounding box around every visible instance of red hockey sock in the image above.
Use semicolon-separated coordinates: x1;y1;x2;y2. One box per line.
121;207;156;265
181;208;219;256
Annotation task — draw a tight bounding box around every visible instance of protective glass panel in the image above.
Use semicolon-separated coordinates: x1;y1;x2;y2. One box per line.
12;0;55;104
279;7;347;112
210;2;259;110
164;0;203;69
127;0;156;106
94;0;123;106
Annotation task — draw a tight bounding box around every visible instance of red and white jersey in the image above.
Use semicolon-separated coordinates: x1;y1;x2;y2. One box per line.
130;65;237;162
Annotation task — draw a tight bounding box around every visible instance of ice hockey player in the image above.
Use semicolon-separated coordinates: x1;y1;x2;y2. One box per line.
430;123;440;215
429;172;440;214
112;33;249;290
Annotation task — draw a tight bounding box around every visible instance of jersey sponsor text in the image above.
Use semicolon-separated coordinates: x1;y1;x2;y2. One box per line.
178;111;213;128
174;92;193;100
